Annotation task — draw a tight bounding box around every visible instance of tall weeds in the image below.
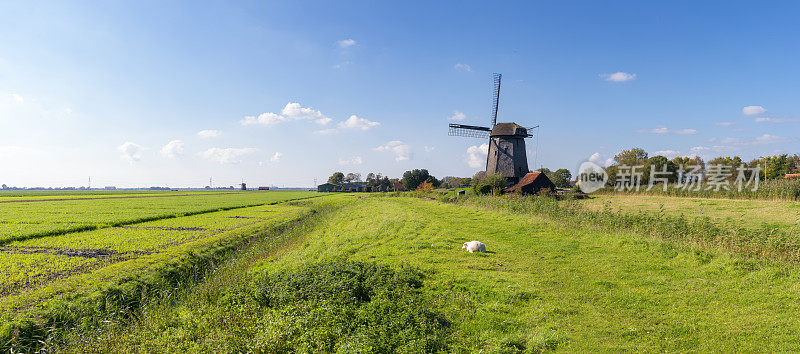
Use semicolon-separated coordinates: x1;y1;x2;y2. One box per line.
597;179;800;201
452;194;800;263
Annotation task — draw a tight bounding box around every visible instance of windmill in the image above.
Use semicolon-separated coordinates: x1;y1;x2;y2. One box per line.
449;73;538;184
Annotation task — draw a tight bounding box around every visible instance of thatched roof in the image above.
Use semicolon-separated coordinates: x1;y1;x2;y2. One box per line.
490;123;528;137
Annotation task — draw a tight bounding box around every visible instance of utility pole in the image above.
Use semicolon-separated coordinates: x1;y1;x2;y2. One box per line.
88;176;91;189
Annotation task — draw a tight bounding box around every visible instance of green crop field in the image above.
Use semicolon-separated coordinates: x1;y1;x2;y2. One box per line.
0;190;317;243
5;192;800;352
0;191;322;332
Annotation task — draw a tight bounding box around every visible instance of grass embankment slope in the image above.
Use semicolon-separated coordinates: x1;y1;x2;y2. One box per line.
63;195;800;352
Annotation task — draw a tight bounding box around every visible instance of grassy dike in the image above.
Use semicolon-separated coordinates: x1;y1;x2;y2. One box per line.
43;194;800;352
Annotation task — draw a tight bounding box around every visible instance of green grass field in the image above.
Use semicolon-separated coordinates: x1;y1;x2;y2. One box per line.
583;194;800;229
0;191;322;343
0;190;317;243
6;192;800;351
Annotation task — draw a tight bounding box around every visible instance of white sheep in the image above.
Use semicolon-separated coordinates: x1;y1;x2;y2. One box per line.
462;240;486;253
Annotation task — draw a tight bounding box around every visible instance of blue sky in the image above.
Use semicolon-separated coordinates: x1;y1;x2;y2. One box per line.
1;1;799;187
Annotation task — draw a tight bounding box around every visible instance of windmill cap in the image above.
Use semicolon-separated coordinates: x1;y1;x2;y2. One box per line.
490;123;528;137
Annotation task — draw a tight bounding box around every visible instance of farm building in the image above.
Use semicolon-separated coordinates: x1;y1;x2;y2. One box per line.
785;173;800;179
504;172;556;195
317;183;338;192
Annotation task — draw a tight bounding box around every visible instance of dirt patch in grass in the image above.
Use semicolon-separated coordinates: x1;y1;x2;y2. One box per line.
0;248;147;298
116;226;206;231
0;246;149;259
0;192;241;204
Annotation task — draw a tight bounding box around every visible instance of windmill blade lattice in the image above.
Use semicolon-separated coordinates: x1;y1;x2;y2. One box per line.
448;124;491;139
490;73;501;127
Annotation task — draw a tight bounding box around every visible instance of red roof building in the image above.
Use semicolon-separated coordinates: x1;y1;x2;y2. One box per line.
503;172;556;195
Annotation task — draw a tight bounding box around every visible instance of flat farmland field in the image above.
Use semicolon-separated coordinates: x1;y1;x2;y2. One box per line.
8;192;800;352
0;190;324;331
0;190;318;243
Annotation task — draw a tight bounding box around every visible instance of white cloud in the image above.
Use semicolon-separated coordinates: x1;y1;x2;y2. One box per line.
448;110;466;121
338;115;380;130
316;117;333;125
375;141;411;161
600;72;636;82
313;128;339;135
199;147;258;164
240;112;286;127
454;63;472;72
716;122;735;127
10;93;23;103
160;140;185;159
720;137;741;144
690;146;710;152
270;152;283;163
0;146;25;158
338;156;363;166
281;102;328;122
337;39;356;48
197;130;221;138
755;117;800;123
588;152;614;167
652;150;680;158
742;105;767;116
240;102;331;127
754;134;789;145
638;126;697;135
466;143;489;168
118;142;144;163
424;146;435;153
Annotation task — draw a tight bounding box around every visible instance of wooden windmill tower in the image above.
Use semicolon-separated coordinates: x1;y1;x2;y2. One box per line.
448;73;538;185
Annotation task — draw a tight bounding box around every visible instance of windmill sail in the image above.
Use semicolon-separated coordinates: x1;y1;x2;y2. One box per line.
490;73;501;127
448;124;491;139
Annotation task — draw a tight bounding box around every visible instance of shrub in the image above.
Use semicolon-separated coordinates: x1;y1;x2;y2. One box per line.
472;173;507;196
416;180;434;192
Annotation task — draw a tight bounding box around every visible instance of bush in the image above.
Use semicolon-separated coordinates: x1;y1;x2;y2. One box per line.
472;172;507;196
416;180;434;192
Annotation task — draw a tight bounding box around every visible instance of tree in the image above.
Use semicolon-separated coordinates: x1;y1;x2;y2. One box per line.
536;167;552;175
645;155;678;184
614;148;648;166
376;176;391;190
550;168;572;188
0;184;6;190
401;169;435;191
472;172;507;195
344;172;362;183
328;172;344;184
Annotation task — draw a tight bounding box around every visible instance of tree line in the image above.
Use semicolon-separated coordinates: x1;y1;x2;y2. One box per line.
602;148;800;185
